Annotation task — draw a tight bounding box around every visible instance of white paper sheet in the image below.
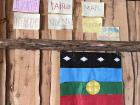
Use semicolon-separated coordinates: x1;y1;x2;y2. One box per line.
48;0;73;14
13;12;40;30
97;27;120;41
48;14;73;29
82;2;104;17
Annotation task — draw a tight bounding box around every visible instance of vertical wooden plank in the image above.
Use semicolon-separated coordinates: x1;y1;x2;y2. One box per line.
49;2;72;105
135;2;140;105
11;30;40;105
73;0;83;40
113;0;129;41
50;34;72;105
0;0;6;105
103;0;114;26
50;38;72;105
136;2;140;41
113;1;134;105
5;0;15;104
5;1;40;105
50;50;60;105
127;2;138;105
127;1;137;41
40;0;51;105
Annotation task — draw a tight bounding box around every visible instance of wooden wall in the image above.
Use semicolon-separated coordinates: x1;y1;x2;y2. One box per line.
0;0;140;105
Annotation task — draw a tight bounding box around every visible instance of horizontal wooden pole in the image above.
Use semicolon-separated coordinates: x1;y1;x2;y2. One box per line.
0;39;140;52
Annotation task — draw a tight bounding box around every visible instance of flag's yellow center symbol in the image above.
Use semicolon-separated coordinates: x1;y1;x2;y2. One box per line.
86;80;100;95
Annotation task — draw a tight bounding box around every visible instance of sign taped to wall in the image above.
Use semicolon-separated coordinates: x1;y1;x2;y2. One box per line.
13;0;40;13
48;14;73;30
13;12;40;30
82;2;104;17
48;0;73;14
97;27;120;41
82;18;102;33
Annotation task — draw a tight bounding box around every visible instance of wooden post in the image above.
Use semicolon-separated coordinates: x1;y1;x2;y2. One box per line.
0;0;6;105
5;0;15;104
40;0;51;105
114;1;134;105
135;2;140;105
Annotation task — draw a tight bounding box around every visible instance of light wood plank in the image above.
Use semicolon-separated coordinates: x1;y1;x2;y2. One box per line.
103;0;114;26
73;0;84;40
135;2;140;105
49;2;73;105
113;1;134;105
10;30;40;105
5;0;40;104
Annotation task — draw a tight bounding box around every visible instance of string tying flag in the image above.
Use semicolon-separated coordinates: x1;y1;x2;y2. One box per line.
60;52;124;105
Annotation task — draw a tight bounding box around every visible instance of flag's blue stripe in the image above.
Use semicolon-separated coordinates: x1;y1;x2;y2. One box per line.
60;68;122;84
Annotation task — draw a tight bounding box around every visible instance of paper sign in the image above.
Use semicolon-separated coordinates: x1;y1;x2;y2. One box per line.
48;14;73;29
82;18;102;33
13;0;40;13
97;27;120;41
82;2;104;17
13;12;40;30
48;0;73;14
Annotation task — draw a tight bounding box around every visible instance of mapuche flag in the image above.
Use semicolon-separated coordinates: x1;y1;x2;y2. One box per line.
60;52;124;105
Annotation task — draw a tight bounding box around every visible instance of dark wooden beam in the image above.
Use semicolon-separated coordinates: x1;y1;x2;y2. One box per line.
0;39;140;52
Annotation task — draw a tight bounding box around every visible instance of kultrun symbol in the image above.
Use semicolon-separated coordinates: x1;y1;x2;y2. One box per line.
86;80;100;95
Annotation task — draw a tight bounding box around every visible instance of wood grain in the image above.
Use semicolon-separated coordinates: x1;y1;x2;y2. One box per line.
0;0;6;105
11;30;40;105
113;1;134;105
1;39;140;51
135;2;140;105
40;0;51;105
48;1;72;105
5;0;40;105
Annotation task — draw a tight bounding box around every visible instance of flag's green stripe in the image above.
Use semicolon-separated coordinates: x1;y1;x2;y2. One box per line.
61;82;123;96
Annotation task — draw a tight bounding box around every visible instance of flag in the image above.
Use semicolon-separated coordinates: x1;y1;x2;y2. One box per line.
60;52;124;105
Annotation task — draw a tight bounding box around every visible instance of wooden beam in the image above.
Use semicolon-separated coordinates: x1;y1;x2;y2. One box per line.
0;39;140;52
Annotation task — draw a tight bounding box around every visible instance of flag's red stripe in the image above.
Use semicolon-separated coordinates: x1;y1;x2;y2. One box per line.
61;94;124;105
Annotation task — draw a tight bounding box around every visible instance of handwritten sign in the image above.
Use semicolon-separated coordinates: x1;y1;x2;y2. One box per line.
48;14;73;30
13;0;40;13
82;2;104;17
48;0;73;14
97;27;120;41
82;18;102;33
13;12;40;30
